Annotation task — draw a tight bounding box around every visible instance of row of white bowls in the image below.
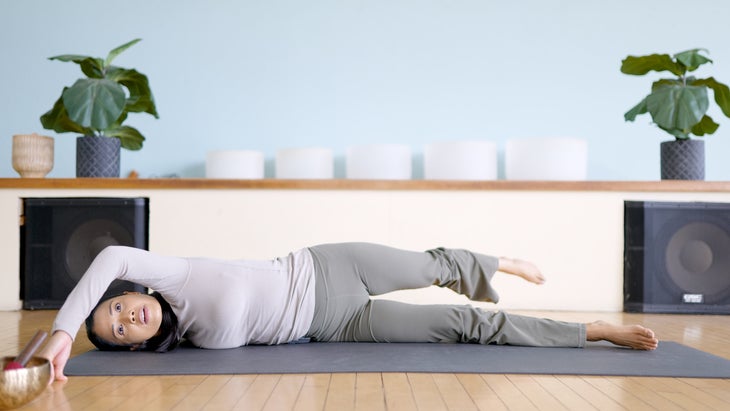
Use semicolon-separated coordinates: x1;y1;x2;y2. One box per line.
206;138;588;181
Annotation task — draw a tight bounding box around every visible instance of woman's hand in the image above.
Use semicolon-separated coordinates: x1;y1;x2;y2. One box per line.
39;330;73;382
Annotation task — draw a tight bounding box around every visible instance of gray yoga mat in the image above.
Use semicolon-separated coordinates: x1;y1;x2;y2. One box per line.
65;341;730;378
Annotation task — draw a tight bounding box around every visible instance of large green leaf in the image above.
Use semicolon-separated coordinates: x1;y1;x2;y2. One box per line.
621;54;684;76
624;98;648;121
691;115;719;136
651;78;680;91
104;125;145;150
39;93;94;135
48;54;91;62
691;77;730;118
49;55;105;78
645;84;708;131
674;49;712;72
105;38;141;67
62;78;126;130
107;67;159;117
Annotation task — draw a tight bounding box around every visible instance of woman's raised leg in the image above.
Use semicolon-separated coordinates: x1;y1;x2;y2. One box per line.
309;242;502;302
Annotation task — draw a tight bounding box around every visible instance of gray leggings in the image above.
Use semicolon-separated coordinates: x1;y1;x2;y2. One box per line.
306;243;585;347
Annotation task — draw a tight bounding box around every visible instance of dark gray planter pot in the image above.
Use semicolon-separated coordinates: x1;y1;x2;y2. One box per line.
76;136;121;178
660;139;705;180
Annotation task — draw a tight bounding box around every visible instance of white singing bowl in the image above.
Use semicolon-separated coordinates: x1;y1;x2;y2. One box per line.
206;150;265;179
505;137;588;180
346;144;412;180
275;147;334;179
424;140;498;180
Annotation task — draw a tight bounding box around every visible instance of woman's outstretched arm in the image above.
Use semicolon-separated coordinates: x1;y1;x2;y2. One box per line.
39;246;189;381
39;330;73;382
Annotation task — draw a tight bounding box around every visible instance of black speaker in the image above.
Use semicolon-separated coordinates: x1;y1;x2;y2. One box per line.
20;197;149;310
624;200;730;314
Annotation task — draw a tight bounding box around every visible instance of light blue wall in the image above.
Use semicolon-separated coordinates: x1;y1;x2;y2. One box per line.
2;0;730;179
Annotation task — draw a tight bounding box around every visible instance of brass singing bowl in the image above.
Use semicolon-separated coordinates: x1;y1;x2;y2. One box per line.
1;356;51;410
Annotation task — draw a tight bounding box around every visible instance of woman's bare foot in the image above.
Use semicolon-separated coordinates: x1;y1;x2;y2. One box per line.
585;320;658;350
498;257;546;285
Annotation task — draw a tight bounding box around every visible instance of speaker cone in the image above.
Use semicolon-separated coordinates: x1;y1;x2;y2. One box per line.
664;222;730;298
64;219;133;282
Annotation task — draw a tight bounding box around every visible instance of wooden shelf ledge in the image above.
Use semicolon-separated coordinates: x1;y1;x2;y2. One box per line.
2;178;730;192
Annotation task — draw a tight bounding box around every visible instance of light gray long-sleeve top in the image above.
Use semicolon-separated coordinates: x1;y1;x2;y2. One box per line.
52;246;316;348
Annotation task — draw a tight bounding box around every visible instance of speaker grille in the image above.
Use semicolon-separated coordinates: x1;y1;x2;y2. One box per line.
20;197;149;309
624;201;730;314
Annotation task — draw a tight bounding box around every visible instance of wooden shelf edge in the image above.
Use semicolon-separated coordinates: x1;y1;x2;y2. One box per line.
2;178;730;192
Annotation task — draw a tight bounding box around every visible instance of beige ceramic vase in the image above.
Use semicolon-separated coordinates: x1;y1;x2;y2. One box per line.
12;133;54;178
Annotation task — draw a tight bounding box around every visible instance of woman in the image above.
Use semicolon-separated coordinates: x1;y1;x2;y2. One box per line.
41;243;658;382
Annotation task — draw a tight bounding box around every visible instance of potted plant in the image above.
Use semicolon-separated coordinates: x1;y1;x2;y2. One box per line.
621;48;730;180
40;39;158;177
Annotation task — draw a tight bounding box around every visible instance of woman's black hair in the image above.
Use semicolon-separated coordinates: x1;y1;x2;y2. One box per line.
85;291;181;353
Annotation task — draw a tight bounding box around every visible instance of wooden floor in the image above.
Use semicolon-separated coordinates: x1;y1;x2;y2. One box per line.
3;310;730;411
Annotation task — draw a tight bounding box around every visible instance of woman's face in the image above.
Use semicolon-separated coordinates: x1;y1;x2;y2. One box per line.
92;292;163;348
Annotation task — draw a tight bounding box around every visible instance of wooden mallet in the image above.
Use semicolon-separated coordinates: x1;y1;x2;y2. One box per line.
3;330;48;371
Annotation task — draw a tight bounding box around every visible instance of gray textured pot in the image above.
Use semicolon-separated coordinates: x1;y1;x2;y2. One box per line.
660;139;705;180
76;136;121;178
